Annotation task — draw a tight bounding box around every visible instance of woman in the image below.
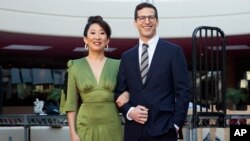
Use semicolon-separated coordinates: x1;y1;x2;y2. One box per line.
64;15;126;141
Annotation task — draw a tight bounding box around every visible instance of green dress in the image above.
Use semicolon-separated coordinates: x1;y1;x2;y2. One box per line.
64;57;122;141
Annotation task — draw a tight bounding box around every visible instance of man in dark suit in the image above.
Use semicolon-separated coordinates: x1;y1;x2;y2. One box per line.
115;2;191;141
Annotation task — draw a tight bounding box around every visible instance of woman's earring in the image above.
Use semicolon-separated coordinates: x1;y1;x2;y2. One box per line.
85;44;88;50
104;44;109;51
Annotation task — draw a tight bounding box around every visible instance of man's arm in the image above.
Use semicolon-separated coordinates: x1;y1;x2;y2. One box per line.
172;46;191;128
114;55;132;115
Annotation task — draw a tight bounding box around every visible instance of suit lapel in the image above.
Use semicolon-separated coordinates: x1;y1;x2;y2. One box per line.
131;45;141;81
131;44;148;87
144;39;165;85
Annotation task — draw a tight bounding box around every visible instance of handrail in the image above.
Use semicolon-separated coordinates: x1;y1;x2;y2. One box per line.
1;114;250;141
0;114;67;127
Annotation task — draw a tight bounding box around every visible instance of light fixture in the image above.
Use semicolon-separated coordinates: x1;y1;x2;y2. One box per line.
2;44;51;51
207;45;250;50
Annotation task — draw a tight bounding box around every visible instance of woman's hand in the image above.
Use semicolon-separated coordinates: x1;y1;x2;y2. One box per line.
116;91;130;107
70;132;80;141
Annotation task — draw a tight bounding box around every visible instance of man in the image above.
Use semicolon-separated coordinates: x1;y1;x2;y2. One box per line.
115;2;191;141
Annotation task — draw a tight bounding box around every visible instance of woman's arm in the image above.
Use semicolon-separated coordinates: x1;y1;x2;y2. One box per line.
116;91;129;108
67;111;80;141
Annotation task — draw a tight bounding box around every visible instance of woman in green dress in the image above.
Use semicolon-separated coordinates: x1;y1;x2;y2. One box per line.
64;15;127;141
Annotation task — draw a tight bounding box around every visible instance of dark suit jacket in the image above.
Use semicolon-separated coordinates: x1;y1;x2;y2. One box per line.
115;38;191;136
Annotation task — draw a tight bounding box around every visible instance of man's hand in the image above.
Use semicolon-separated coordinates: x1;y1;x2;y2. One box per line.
128;105;148;124
116;91;130;107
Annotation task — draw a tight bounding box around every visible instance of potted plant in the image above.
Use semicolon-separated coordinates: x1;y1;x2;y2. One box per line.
45;88;63;115
226;88;247;110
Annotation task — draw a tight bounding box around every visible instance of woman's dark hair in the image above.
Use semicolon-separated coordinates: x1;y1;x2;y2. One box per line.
83;15;111;38
134;3;158;20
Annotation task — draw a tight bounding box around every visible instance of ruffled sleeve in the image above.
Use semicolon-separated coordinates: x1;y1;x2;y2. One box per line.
64;60;78;112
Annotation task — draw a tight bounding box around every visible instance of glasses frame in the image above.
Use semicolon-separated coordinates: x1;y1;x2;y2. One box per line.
136;15;157;23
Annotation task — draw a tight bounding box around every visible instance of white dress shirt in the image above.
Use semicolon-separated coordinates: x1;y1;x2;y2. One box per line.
138;34;159;68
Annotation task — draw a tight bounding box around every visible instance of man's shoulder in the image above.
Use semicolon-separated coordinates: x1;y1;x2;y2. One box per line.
122;44;138;56
159;38;180;47
158;38;182;52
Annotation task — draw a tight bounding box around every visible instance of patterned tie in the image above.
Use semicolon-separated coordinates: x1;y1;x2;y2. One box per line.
140;43;149;84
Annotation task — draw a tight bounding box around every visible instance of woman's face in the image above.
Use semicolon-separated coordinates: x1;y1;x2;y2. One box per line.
134;7;158;42
84;23;109;53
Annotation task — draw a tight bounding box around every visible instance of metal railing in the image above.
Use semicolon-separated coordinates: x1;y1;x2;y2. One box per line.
0;114;67;141
1;114;250;141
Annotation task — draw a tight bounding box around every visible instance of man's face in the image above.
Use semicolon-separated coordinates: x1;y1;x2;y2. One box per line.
134;7;159;42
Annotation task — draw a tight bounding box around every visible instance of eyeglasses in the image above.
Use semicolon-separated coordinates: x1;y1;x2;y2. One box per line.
136;15;156;23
